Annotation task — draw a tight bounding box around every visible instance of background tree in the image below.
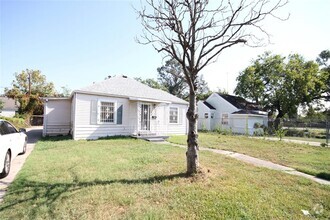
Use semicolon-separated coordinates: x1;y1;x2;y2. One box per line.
138;0;288;174
134;77;166;90
57;86;72;97
235;52;324;128
157;58;210;100
316;49;330;101
157;59;187;99
5;69;55;116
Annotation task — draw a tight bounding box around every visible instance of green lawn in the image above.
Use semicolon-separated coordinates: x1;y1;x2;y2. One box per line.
169;132;330;180
282;136;326;144
0;137;329;219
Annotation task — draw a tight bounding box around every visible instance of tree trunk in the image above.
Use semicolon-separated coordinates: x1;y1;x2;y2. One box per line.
274;110;284;130
186;92;199;175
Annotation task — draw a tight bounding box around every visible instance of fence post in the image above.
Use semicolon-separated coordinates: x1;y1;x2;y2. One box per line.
327;120;329;146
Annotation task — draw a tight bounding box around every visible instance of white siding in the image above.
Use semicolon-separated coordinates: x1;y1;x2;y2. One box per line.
197;101;211;130
0;110;16;117
73;93;131;140
43;99;71;136
71;94;76;138
231;114;267;135
205;93;238;130
165;103;187;135
128;101;138;135
73;93;188;140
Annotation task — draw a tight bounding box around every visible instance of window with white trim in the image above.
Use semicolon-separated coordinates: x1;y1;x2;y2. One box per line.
221;113;228;125
100;102;115;123
204;113;209;119
211;113;215;119
169;107;178;123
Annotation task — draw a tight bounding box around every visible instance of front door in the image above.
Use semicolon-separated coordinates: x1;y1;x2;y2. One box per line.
140;104;151;131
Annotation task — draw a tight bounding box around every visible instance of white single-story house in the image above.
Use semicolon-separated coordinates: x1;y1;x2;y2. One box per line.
0;97;19;117
198;93;268;135
43;76;188;140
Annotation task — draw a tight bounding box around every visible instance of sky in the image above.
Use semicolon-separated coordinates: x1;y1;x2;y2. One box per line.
0;0;329;95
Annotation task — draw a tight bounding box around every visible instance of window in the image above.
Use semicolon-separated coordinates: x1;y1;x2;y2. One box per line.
204;113;209;119
211;113;215;119
99;102;115;123
221;113;228;125
169;107;178;123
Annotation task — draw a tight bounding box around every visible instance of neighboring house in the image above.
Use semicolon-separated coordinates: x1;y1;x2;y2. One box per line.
198;93;268;135
43;76;188;140
0;97;19;117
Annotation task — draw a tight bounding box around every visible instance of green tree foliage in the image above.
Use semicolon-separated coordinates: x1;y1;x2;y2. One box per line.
134;77;165;90
235;52;324;127
157;59;187;99
56;86;72;97
316;49;330;101
135;59;211;101
157;59;211;100
5;69;56;116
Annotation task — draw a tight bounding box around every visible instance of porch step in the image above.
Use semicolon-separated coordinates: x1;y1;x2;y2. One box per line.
145;137;167;142
131;135;169;142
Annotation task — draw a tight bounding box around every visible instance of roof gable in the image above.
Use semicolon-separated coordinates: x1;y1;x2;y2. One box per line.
217;93;261;111
203;101;216;110
76;76;188;104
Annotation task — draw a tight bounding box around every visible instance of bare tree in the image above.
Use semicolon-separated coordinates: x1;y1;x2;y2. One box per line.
137;0;288;175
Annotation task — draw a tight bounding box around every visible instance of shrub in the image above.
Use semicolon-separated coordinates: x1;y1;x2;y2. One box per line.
275;128;287;141
214;125;232;135
253;128;264;136
0;116;28;128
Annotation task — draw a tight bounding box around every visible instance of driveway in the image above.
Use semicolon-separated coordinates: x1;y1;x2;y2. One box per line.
0;126;42;202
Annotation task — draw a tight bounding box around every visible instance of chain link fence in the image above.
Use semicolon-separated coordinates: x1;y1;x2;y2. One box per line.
269;118;329;145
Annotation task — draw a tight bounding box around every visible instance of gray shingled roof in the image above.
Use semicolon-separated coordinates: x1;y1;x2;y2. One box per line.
218;93;261;110
203;101;216;110
76;76;188;104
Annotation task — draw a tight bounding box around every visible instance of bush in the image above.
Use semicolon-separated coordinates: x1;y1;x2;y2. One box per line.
0;116;28;128
275;128;287;141
253;128;264;136
214;126;232;135
285;128;326;139
320;143;328;147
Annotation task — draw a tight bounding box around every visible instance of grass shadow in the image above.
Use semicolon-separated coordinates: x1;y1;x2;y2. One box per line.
0;172;188;217
39;135;73;142
93;135;133;141
316;172;330;181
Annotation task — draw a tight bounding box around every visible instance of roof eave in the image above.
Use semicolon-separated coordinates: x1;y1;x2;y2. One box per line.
74;90;188;105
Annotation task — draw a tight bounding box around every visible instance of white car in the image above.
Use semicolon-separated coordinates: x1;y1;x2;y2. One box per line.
0;119;28;178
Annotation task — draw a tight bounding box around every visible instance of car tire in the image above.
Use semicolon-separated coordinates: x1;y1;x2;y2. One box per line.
20;142;27;155
0;151;11;178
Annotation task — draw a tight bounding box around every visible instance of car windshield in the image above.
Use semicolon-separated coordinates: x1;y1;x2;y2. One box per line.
0;121;17;135
0;122;9;135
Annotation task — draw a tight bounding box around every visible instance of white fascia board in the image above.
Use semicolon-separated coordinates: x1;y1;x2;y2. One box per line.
128;97;172;104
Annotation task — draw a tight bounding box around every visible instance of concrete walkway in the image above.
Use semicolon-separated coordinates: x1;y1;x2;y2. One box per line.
252;136;324;147
167;142;330;185
0;127;42;203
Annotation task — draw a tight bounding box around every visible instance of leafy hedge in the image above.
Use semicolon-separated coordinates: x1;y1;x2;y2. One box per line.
0;116;29;128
